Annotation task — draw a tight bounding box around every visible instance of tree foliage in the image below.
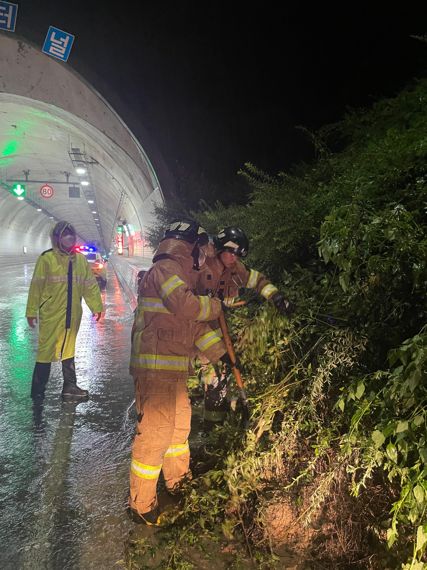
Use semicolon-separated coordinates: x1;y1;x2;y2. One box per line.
138;78;427;569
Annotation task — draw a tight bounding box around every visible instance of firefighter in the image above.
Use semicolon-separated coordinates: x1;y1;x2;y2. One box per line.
128;219;229;526
196;226;294;425
26;221;103;400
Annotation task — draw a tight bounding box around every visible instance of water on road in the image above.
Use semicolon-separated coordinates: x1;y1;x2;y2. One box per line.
0;260;137;569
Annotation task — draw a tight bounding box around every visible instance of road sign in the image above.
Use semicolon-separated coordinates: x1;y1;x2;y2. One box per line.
0;1;18;32
42;26;75;62
11;182;25;197
40;184;54;199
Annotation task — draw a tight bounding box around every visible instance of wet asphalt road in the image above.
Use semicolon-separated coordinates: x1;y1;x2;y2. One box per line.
0;259;138;569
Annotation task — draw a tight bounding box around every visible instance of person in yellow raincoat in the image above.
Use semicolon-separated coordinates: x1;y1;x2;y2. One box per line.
128;219;230;526
26;221;103;400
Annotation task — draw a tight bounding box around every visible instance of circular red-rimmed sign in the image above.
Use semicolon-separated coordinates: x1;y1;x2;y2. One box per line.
40;184;54;198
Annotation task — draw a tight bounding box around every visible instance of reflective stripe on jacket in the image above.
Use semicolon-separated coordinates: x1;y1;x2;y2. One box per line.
26;248;103;362
130;239;226;378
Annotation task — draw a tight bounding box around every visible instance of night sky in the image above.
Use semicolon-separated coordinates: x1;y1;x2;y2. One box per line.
16;2;427;188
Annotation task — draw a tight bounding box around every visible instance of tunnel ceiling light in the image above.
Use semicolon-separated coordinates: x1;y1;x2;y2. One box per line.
75;167;87;175
87;199;94;204
81;180;90;186
17;196;24;200
37;208;42;212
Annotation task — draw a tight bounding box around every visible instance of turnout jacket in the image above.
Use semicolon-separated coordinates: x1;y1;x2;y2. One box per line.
196;254;278;306
130;238;226;378
26;247;103;362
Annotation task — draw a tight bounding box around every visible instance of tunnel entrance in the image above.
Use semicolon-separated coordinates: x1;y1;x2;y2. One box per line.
0;33;167;258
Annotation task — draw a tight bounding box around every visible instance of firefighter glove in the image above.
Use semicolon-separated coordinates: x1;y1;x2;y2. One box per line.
271;292;295;316
220;351;241;371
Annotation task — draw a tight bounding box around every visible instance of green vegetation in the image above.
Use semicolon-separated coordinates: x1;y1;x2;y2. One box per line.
133;78;427;568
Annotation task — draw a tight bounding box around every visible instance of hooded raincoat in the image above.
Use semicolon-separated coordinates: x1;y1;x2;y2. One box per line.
129;238;226;516
26;247;103;363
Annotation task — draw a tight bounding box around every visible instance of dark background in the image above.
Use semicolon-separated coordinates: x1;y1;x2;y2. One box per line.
16;2;427;189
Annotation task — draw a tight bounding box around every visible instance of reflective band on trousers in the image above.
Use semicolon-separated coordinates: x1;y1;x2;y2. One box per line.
197;295;211;320
195;330;222;352
131;459;162;480
223;297;236;307
164;441;189;458
141;297;170;313
260;284;278;299
246;269;260;289
160;275;185;299
131;353;189;371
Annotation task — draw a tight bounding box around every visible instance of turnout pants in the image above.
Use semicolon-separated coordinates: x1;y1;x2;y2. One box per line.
129;375;191;515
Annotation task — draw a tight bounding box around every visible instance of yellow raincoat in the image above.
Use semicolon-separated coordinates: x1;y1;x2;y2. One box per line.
26;247;103;362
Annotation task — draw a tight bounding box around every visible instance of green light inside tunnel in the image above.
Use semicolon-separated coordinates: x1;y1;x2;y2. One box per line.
1;139;19;157
7;302;33;389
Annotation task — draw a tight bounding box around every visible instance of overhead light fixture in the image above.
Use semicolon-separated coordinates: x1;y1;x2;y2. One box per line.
17;196;24;201
87;199;94;204
37;208;42;212
81;180;90;186
75;167;87;175
92;211;97;214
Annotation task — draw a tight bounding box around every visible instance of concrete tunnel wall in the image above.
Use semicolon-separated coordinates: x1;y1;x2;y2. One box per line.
0;33;170;258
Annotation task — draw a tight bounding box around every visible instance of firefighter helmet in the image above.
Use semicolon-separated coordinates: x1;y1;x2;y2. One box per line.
163;219;209;246
214;227;249;258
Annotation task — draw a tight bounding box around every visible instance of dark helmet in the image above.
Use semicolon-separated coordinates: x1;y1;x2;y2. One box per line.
163;219;209;246
214;227;249;258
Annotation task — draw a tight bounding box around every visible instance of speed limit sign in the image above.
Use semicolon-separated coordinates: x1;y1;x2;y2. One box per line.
40;184;54;198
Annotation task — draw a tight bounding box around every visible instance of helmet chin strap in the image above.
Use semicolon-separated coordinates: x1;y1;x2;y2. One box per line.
191;243;200;270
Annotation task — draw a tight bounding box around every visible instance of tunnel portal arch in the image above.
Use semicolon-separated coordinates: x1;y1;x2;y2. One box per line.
0;32;168;257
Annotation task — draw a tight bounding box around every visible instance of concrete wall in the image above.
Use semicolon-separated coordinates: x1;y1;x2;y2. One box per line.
0;192;50;257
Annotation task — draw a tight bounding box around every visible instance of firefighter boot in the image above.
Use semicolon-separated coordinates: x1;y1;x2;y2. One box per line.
61;357;89;399
31;362;51;400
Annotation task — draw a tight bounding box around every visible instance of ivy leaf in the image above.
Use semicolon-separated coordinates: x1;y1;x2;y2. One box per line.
355;381;365;399
419;448;427;464
413;415;424;427
413;485;425;504
386;443;398;463
339;273;349;292
372;430;386;448
387;527;397;548
416;525;427;553
395;421;409;434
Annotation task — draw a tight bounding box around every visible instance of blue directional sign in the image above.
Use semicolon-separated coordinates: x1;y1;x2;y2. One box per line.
42;26;75;62
0;1;18;32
